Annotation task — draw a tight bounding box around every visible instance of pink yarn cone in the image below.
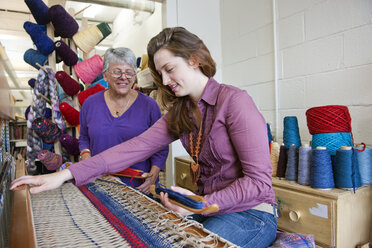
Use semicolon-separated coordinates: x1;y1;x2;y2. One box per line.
74;55;103;84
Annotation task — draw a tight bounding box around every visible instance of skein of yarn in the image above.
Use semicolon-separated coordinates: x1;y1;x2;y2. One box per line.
285;145;299;181
24;49;48;70
270;141;280;177
48;5;79;38
24;0;50;25
276;144;288;178
59;133;80;156
55;71;81;96
283;116;301;148
23;21;54;56
37;150;62;171
298;144;312;185
74;55;103;84
310;147;335;189
334;146;361;190
54;40;78;66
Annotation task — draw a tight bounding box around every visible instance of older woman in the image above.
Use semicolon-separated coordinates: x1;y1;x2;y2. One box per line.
78;47;168;193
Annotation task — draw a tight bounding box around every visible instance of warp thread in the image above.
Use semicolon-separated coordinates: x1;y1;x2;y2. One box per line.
78;83;106;106
334;148;361;191
24;49;48;70
23;21;54;56
48;5;79;38
54;40;78;66
37;150;62;171
310;148;335;189
24;0;50;25
55;71;80;97
270;141;280;177
285;145;298;181
59;102;80;126
312;132;353;156
298;145;312;185
59;133;80;156
283;116;301;148
74;55;103;84
276;145;287;178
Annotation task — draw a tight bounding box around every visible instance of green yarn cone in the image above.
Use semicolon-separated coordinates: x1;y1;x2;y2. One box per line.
96;22;112;43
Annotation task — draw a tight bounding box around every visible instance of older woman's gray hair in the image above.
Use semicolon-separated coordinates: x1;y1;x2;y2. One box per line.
102;47;137;74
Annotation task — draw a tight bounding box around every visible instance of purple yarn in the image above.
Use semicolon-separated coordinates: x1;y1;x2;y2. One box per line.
48;5;79;38
24;49;48;70
44;108;52;119
54;40;78;66
28;78;36;88
25;105;31;120
25;0;50;25
24;21;54;56
59;133;80;156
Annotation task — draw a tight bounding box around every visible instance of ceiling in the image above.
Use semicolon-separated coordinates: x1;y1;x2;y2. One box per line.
0;0;159;118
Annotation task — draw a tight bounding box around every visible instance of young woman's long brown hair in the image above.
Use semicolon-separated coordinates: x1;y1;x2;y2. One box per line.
147;27;216;138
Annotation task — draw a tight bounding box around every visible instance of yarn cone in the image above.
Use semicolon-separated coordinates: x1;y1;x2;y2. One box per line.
48;5;79;38
59;102;80;126
55;71;81;96
54;40;78;66
59;133;80;156
78;84;106;106
74;55;103;84
72;25;104;54
32;117;61;143
23;21;54;56
23;49;48;70
25;0;50;25
37;150;62;171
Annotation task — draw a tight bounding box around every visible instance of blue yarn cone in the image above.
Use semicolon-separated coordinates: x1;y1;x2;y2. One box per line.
25;0;50;25
24;49;48;70
283;116;301;148
24;21;54;56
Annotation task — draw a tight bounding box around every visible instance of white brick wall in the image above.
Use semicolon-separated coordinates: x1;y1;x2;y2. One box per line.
221;0;372;145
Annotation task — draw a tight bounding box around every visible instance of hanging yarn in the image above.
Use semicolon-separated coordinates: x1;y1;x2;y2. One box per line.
276;145;287;178
74;55;103;84
310;148;335;189
285;145;299;181
96;22;112;43
306;105;352;135
48;5;79;38
154;184;204;209
37;150;62;171
55;71;81;96
23;21;54;56
283;116;301;148
28;78;36;88
93;73;104;83
78;83;106;106
59;102;80;126
270;141;280;177
54;40;78;66
23;49;48;70
334;147;361;190
32;117;61;144
72;25;104;54
44;108;52;119
59;133;80;156
24;0;50;25
89;78;108;89
298;144;312;185
355;147;372;185
312;132;353;155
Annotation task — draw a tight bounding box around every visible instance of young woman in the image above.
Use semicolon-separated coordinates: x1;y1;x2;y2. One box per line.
79;47;168;193
11;27;277;248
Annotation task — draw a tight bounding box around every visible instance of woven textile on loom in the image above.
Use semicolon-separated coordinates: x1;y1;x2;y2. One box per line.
30;176;236;248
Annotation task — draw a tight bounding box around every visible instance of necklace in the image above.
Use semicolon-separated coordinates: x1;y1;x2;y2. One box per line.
109;91;131;117
189;121;202;185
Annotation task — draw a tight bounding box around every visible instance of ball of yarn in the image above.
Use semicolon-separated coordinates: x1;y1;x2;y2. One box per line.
310;148;335;189
54;40;78;66
78;83;106;106
306;105;352;135
334;148;361;189
312;132;353;155
25;0;50;25
24;49;48;70
37;150;62;171
283;116;301;148
28;78;36;88
276;145;287;178
59;133;80;156
55;71;81;96
285;145;299;181
270;141;280;177
355;147;372;185
23;21;54;56
59;102;80;126
48;5;79;38
72;25;103;54
32;117;61;144
74;55;103;84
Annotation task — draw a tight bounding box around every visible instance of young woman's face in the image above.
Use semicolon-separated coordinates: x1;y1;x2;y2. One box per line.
103;62;136;95
154;48;198;98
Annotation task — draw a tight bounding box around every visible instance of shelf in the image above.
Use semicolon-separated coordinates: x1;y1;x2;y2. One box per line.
10;139;27;147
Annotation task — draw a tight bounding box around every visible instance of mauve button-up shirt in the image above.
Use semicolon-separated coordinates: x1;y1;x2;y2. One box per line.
68;78;275;216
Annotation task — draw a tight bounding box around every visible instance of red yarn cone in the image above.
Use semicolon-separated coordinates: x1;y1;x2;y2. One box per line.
59;102;80;126
78;83;105;106
55;71;81;97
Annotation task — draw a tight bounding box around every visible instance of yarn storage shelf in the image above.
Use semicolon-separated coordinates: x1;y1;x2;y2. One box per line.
272;177;372;248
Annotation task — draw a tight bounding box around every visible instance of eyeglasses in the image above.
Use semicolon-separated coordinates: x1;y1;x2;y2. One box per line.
110;70;136;79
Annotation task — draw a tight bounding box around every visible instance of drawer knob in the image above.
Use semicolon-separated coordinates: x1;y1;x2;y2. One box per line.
180;173;187;180
289;210;301;222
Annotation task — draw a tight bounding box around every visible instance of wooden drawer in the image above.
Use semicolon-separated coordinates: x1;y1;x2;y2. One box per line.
174;157;198;192
274;187;335;247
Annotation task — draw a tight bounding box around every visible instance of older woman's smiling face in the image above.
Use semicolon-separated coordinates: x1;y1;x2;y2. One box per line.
104;63;136;96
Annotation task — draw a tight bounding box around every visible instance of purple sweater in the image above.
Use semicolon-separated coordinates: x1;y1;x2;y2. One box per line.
79;90;169;186
70;78;275;215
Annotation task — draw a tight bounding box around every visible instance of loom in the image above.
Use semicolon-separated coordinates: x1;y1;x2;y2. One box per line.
9;158;237;248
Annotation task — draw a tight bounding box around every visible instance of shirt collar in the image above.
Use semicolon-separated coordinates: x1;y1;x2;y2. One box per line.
199;77;220;106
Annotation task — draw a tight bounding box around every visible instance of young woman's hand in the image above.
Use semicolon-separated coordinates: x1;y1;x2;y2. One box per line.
136;166;160;194
10;169;73;194
159;186;195;216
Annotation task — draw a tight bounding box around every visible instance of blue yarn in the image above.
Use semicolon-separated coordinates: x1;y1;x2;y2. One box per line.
355;147;372;185
155;184;203;209
283;116;301;148
93;73;104;83
285;145;298;181
89;78;109;89
25;0;50;25
334;149;361;191
24;21;54;56
312;132;353;155
298;146;312;185
267;123;273;145
137;57;142;68
310;149;335;189
28;78;36;88
23;49;48;70
25;105;31;120
44;108;52;119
